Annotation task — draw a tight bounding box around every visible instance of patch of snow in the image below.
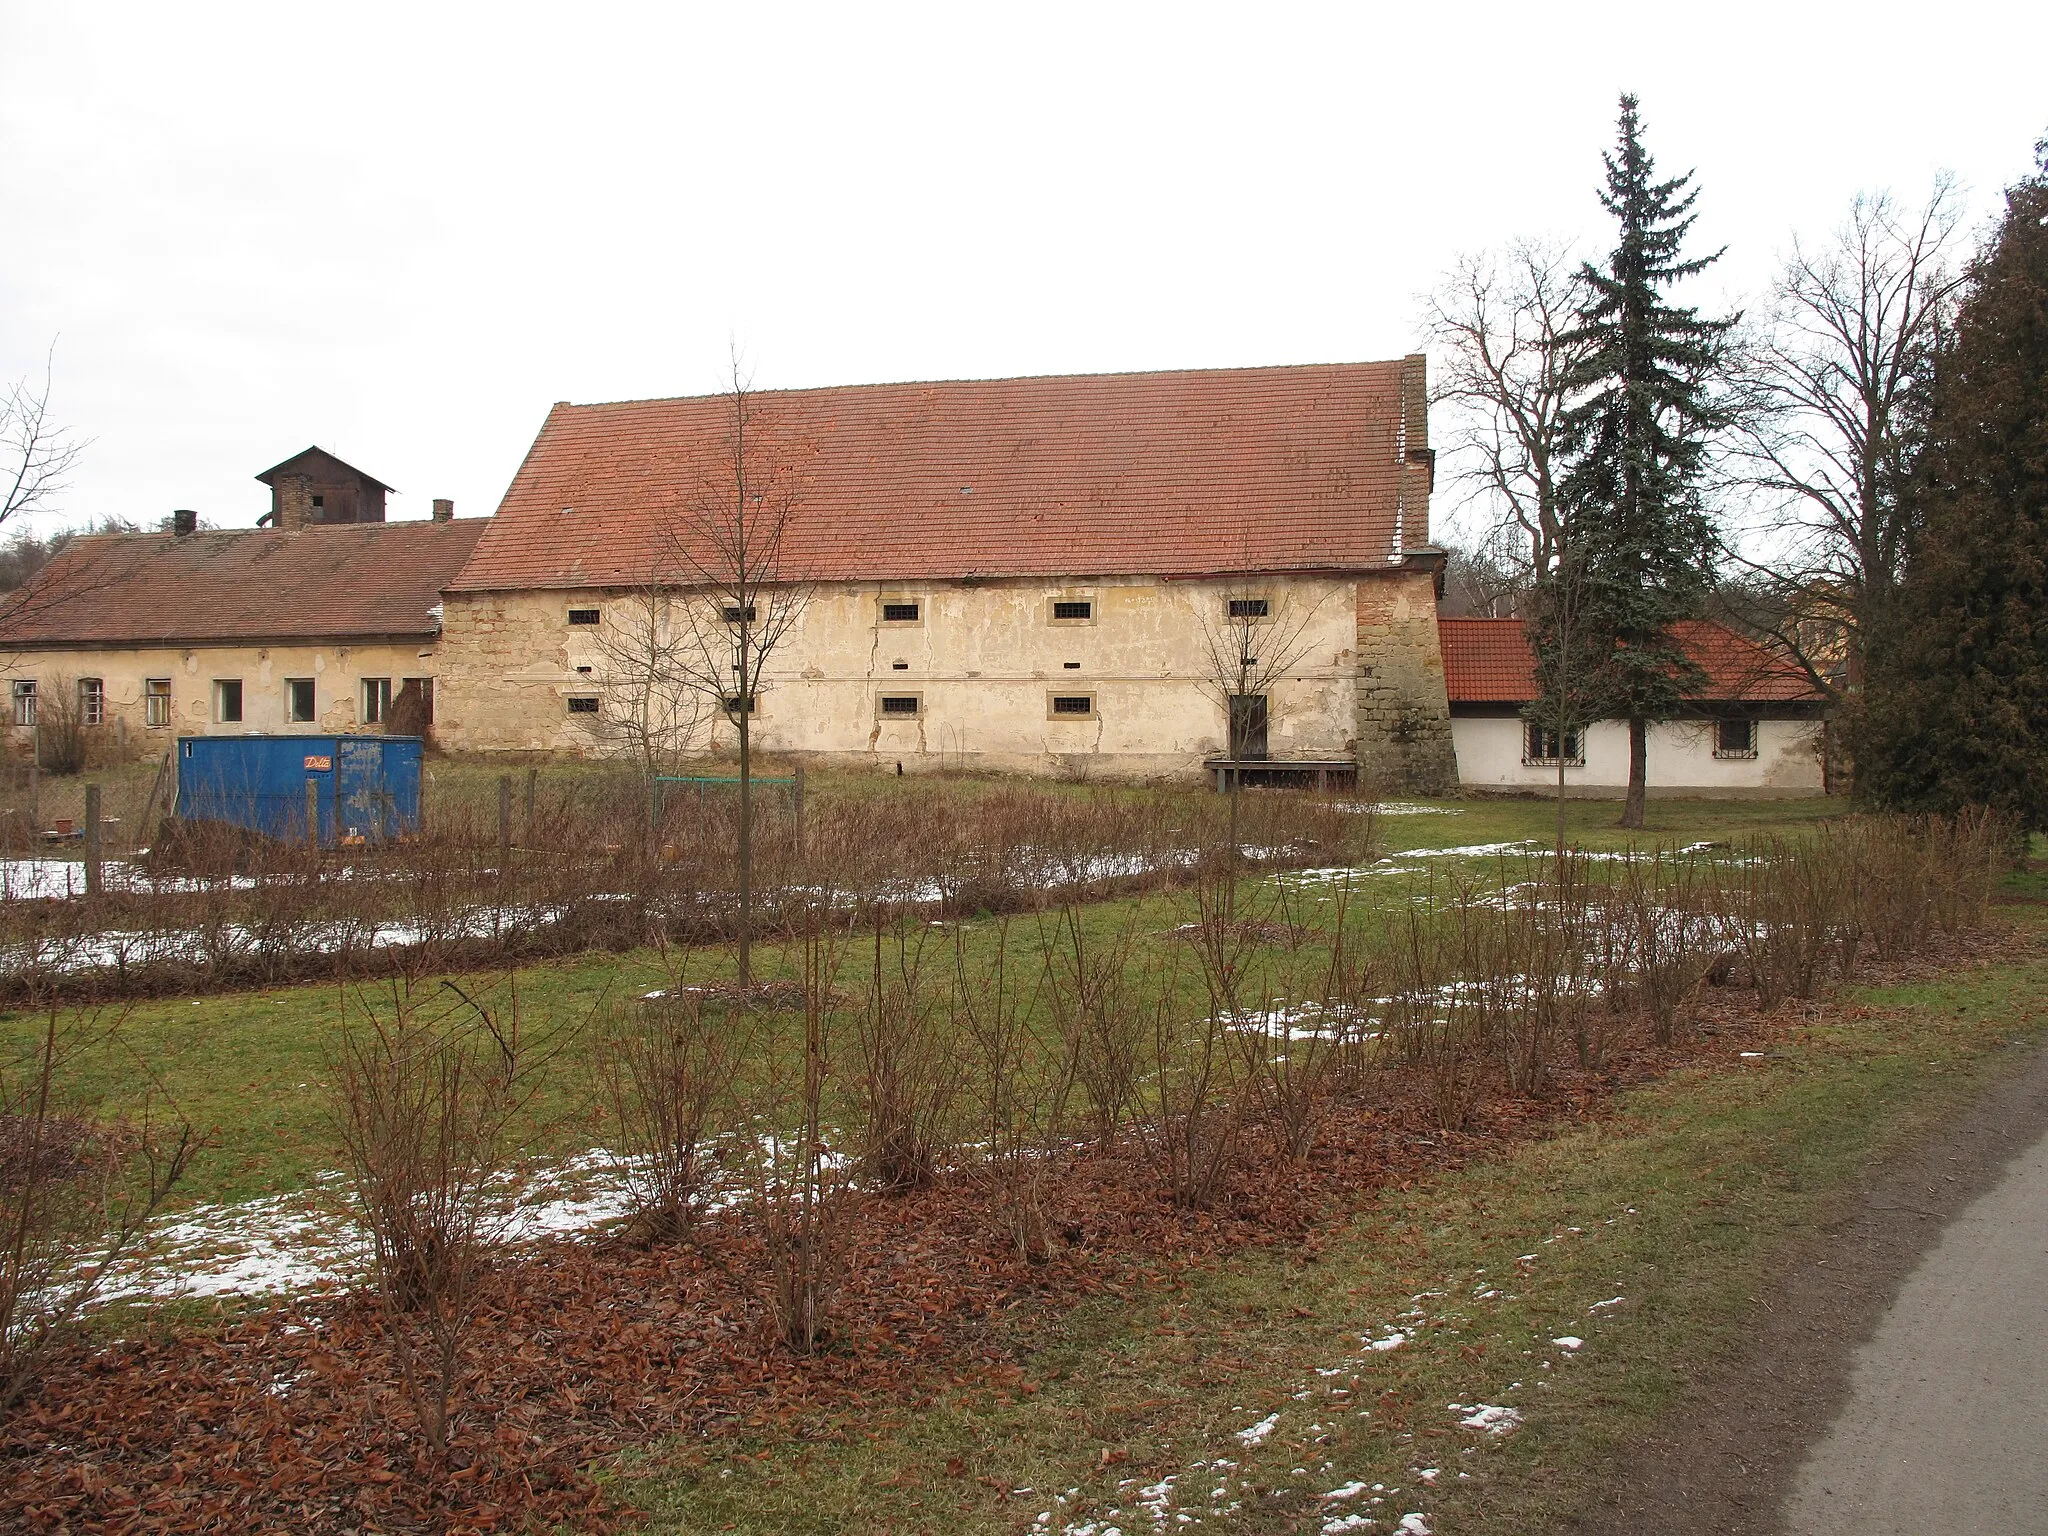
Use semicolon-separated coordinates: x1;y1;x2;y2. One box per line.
1588;1296;1625;1311
1366;1331;1407;1352
1236;1413;1280;1447
1322;1480;1371;1502
1457;1403;1523;1436
1396;1515;1433;1535
1552;1336;1584;1350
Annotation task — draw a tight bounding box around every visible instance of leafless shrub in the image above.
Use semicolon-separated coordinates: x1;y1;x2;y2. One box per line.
852;914;962;1193
1038;901;1145;1149
1601;849;1721;1044
953;919;1069;1261
596;984;751;1245
1;1009;196;1413
328;979;566;1461
739;915;847;1354
1137;945;1246;1210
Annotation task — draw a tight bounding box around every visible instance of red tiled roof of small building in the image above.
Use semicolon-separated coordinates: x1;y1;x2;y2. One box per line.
1439;617;1821;704
448;362;1420;592
0;519;488;648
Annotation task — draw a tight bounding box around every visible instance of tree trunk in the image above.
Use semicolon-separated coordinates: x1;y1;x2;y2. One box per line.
737;648;753;990
1555;745;1568;858
1620;715;1647;829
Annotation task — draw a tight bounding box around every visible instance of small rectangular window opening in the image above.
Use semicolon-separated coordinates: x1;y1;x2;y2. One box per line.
11;679;36;727
1524;722;1582;764
214;679;243;724
1051;599;1092;622
567;608;601;626
722;603;757;625
145;678;171;728
880;695;920;716
722;693;759;714
78;678;104;726
286;679;316;723
1227;597;1271;619
567;696;600;714
1715;718;1758;758
1051;694;1095;717
881;600;920;623
362;678;392;724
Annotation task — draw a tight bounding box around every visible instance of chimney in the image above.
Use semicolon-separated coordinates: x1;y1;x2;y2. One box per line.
275;473;313;531
432;498;454;523
171;509;198;537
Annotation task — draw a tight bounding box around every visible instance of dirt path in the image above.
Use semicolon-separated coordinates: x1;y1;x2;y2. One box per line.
1567;1032;2048;1535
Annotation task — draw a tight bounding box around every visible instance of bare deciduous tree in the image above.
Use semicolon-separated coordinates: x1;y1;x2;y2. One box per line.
665;359;812;989
1424;241;1592;583
1193;573;1333;864
1425;242;1601;846
592;575;713;829
2;347;86;542
1727;181;1965;702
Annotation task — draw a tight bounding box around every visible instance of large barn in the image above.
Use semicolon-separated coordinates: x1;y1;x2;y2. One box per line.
432;360;1460;791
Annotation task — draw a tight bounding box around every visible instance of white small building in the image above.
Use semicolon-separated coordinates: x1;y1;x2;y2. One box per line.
1440;617;1828;797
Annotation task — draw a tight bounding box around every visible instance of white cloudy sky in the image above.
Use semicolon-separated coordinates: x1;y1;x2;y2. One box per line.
2;1;2041;538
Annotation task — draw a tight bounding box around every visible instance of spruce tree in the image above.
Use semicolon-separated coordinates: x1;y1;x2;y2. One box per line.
1539;94;1733;828
1857;139;2048;832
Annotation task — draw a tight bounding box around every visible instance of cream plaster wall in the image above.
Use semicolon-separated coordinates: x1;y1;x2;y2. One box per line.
1;641;440;751
1449;714;1826;797
437;575;1368;778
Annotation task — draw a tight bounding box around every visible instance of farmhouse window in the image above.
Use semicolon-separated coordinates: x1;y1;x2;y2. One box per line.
722;603;757;625
1050;599;1093;623
567;696;600;714
1227;596;1271;620
78;678;105;726
1049;693;1097;719
145;678;171;728
879;695;921;717
286;679;316;724
11;679;36;727
1715;718;1758;758
1524;722;1583;765
214;680;243;723
723;693;759;714
362;678;392;724
567;608;601;626
881;600;921;623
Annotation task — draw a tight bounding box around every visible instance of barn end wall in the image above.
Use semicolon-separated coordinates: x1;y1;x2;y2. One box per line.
434;574;1391;779
1354;567;1457;795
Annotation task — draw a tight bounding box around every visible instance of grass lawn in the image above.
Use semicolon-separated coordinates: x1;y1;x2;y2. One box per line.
614;917;2048;1535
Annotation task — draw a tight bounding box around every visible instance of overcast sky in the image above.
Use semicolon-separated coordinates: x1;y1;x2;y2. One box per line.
2;1;2042;540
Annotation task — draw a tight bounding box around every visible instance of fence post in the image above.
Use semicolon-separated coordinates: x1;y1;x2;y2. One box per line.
792;764;806;855
524;765;537;845
498;773;512;875
84;783;102;898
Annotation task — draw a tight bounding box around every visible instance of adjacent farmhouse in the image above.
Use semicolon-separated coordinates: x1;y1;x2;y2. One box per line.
0;496;482;748
1439;617;1826;796
435;360;1459;790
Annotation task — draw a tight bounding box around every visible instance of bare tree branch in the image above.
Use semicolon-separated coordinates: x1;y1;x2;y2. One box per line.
2;343;88;538
1724;180;1965;700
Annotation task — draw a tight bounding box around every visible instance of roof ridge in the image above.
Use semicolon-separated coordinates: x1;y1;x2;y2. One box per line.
552;358;1404;413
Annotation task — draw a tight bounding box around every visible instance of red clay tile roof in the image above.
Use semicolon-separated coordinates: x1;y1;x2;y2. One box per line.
449;362;1421;592
1440;617;1822;704
0;520;488;648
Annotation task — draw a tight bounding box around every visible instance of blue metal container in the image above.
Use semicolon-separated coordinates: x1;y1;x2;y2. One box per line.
174;735;423;846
